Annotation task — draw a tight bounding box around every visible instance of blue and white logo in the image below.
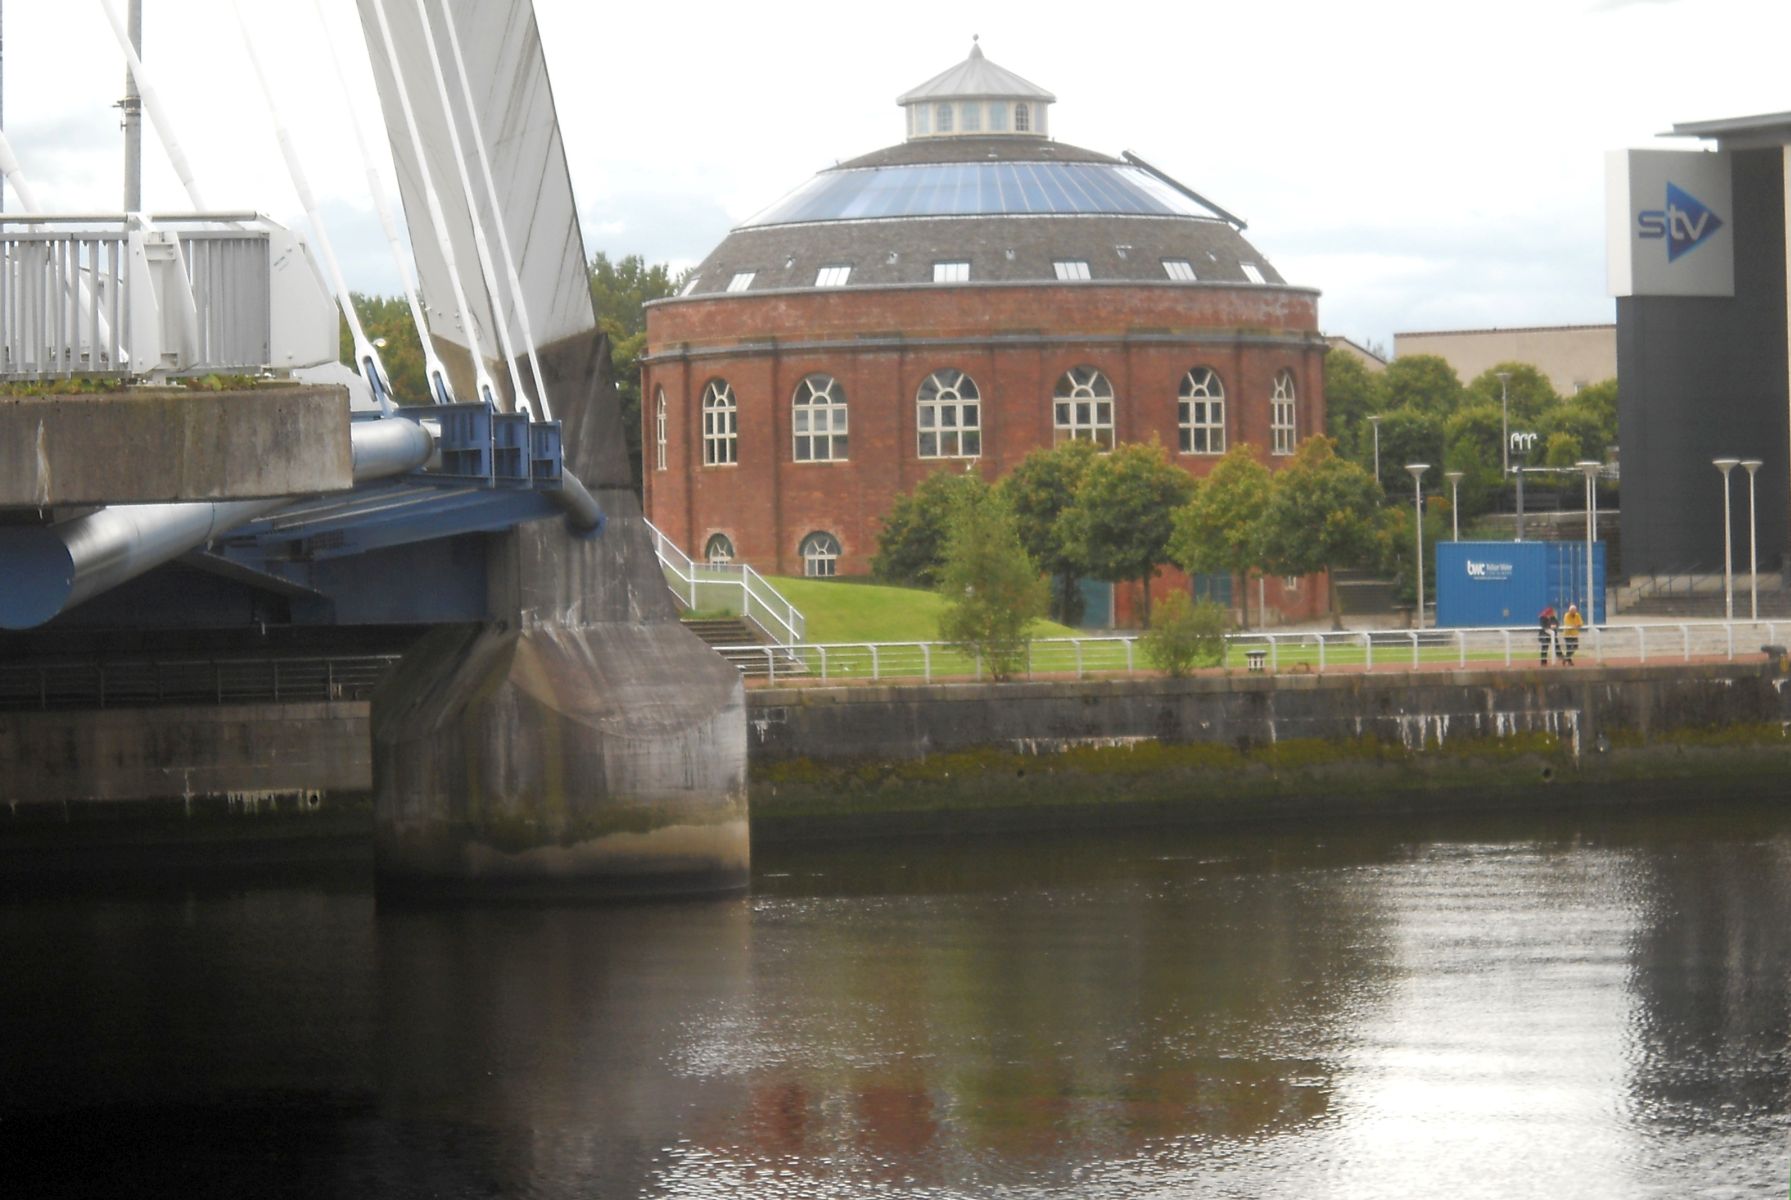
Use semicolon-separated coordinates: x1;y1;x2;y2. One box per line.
1637;182;1724;262
1465;559;1513;582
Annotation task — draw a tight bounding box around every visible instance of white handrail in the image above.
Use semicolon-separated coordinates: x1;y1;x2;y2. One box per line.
642;517;806;645
709;620;1785;683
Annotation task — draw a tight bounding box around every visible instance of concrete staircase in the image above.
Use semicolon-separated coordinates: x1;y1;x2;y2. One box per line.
682;617;808;678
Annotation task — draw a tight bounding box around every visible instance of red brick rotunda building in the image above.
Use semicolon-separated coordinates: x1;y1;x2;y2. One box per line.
643;43;1329;625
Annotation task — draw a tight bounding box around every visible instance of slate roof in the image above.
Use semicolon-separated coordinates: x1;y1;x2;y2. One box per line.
896;43;1055;104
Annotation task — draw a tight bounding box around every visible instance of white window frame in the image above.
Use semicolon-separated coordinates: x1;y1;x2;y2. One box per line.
917;368;982;459
1052;260;1092;281
1271;369;1297;456
1015;103;1030;132
801;531;841;577
726;271;756;293
1178;367;1225;455
936;103;953;133
654;387;668;471
702;379;738;466
705;533;735;565
1163;259;1197;281
1052;366;1115;449
792;374;849;463
933;260;970;283
815;264;852;287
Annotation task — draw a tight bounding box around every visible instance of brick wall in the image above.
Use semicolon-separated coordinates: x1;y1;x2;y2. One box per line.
643;282;1330;624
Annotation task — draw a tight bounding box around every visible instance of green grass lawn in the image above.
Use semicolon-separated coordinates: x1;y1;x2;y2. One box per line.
767;576;1078;644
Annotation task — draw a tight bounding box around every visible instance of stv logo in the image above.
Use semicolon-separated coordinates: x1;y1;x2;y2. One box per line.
1637;183;1724;262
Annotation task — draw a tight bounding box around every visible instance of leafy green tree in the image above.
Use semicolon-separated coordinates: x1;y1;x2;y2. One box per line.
996;438;1100;624
1141;593;1228;677
1464;362;1560;427
1259;436;1382;626
589;253;683;499
1573;378;1618;433
1371;407;1446;496
1442;403;1506;518
1376;496;1446;608
1539;402;1609;466
1170;443;1271;627
1323;348;1384;463
1381;354;1463;417
871;469;989;587
936;488;1049;681
1059;440;1196;629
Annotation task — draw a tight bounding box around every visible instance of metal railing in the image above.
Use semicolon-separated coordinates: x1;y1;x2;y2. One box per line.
0;654;401;711
716;620;1787;684
644;519;805;645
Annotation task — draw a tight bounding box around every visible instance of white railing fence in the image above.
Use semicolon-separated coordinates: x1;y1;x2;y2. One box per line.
644;518;806;645
713;620;1788;683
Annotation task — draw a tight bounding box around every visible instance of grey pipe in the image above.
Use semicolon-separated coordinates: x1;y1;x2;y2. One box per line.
0;417;431;629
550;470;603;534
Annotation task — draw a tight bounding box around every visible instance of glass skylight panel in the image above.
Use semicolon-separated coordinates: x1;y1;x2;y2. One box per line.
1163;259;1197;281
1053;260;1092;281
815;264;852;287
726;271;756;292
934;260;970;282
1240;263;1266;284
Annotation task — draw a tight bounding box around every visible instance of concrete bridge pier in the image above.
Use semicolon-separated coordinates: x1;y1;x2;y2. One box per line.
370;334;749;898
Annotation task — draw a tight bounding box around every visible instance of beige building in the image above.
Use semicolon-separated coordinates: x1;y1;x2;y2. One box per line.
1325;335;1387;372
1392;324;1615;395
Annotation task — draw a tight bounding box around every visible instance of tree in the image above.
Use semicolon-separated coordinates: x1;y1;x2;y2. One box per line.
1141;593;1228;676
1059;440;1195;629
871;469;988;587
340;294;427;403
1170;443;1271;627
996;439;1100;624
589;253;683;499
936;488;1049;681
1381;354;1464;417
1464;362;1560;427
1323;348;1384;465
1370;407;1446;496
1442;403;1506;518
1573;378;1618;433
1258;437;1382;627
1538;402;1609;466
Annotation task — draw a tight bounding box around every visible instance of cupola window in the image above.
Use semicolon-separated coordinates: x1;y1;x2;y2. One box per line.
1015;103;1030;132
988;103;1007;132
936;103;953;133
961;102;981;132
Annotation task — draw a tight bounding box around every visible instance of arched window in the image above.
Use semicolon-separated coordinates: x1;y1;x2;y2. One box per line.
936;103;953;133
1014;103;1030;133
702;379;737;466
917;368;981;458
800;531;841;578
1271;369;1297;455
1178;367;1225;455
793;374;848;462
654;387;668;471
704;533;735;565
1052;366;1115;449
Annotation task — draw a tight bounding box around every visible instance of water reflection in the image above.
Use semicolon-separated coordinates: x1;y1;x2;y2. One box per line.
1;807;1788;1197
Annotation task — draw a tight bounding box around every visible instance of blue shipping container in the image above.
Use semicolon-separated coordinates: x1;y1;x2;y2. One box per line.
1435;541;1605;628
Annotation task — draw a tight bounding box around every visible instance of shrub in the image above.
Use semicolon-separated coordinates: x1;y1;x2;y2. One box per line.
1141;593;1229;677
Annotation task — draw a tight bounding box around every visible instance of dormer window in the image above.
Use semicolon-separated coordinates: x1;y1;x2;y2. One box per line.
936;103;953;133
1015;103;1030;132
726;271;756;293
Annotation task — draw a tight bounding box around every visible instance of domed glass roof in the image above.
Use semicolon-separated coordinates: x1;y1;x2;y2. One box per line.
741;161;1216;228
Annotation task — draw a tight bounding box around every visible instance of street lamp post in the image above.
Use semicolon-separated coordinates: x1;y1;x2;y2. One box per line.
1714;458;1740;622
1368;414;1382;489
1576;461;1601;617
1444;470;1463;541
1742;458;1763;621
1407;463;1429;628
1497;371;1511;478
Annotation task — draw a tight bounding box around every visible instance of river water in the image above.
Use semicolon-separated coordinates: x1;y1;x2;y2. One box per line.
2;802;1788;1198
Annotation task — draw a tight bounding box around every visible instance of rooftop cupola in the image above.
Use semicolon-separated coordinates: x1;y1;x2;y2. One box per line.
896;39;1055;141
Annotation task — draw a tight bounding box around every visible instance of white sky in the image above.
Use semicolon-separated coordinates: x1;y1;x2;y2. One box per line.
6;0;1789;351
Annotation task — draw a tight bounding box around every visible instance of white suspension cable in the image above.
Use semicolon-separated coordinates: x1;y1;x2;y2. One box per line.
436;0;552;421
97;0;205;210
310;0;453;405
409;0;534;418
0;129;42;212
367;0;501;412
234;3;394;415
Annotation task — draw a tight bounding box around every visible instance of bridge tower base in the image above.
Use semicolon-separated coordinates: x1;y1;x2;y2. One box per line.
370;334;749;899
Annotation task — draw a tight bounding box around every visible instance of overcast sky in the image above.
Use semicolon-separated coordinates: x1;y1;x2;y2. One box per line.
6;0;1788;352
